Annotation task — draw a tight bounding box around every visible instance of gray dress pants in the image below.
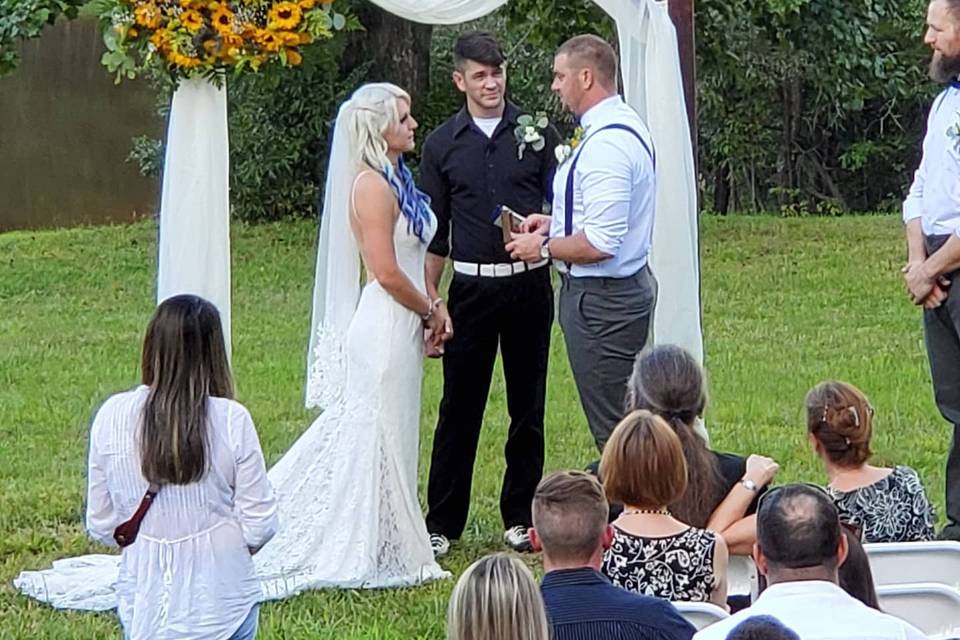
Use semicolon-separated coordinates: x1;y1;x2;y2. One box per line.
923;234;960;528
558;266;656;450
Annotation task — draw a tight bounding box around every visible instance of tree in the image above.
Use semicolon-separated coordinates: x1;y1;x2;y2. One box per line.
0;0;83;76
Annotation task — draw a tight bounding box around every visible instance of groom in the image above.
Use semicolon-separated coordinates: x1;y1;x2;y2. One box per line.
419;31;558;556
509;34;657;450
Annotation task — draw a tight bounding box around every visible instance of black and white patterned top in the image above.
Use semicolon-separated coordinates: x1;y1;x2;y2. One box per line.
601;526;718;603
826;465;936;543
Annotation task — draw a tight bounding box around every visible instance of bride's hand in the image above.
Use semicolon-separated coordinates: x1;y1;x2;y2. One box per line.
430;304;453;345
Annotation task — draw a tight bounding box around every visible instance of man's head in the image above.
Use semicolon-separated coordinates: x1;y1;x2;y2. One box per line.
552;35;619;117
452;31;506;115
529;471;612;570
925;0;960;82
754;484;849;585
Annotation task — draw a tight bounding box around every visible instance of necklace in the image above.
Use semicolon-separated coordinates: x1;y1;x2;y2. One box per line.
622;506;671;516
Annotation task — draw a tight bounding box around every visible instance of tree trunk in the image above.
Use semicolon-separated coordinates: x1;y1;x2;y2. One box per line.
713;163;731;215
341;5;432;106
778;75;802;206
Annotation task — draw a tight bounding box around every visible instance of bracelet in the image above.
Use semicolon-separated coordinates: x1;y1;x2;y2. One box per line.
421;298;443;322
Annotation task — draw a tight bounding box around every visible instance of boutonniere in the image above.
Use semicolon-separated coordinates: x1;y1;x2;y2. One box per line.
948;110;960;151
515;112;549;160
555;125;587;166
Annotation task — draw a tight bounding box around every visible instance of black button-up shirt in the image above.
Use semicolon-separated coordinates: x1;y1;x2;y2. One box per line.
419;102;559;262
541;568;696;640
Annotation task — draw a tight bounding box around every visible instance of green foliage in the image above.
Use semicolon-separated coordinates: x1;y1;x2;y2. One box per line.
697;0;934;213
0;0;83;76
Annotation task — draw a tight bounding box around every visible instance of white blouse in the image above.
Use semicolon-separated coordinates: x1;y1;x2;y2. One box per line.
86;386;278;640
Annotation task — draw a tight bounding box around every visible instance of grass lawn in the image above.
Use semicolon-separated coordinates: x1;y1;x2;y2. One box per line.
0;214;947;638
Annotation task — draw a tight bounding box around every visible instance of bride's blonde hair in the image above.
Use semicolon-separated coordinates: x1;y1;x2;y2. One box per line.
344;82;409;173
342;82;432;242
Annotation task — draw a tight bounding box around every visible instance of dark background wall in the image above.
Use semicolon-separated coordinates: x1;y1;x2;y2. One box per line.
0;18;160;232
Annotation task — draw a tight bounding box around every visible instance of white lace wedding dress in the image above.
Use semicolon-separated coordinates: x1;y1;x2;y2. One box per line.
257;207;447;596
14;207;448;609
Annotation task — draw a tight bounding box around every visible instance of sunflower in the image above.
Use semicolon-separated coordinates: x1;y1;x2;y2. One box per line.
255;29;283;52
267;2;302;30
210;5;236;35
276;31;300;47
149;29;172;51
181;9;204;33
298;32;313;45
134;3;162;29
285;48;303;65
298;0;315;8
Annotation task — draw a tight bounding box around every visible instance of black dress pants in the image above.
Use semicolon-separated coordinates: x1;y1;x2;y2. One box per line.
923;235;960;528
425;267;553;538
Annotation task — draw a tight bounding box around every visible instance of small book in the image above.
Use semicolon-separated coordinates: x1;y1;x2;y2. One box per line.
493;205;524;243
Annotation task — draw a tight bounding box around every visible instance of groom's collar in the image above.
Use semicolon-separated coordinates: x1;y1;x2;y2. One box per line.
453;102;520;137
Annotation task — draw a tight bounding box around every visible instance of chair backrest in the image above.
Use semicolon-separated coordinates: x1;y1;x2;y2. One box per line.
865;541;960;589
727;554;759;599
876;583;960;639
671;601;730;630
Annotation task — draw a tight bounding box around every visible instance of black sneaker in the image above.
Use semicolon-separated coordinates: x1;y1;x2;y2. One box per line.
503;525;534;552
430;532;450;558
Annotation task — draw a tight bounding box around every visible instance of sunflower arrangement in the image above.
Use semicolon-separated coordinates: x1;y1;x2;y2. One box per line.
92;0;349;83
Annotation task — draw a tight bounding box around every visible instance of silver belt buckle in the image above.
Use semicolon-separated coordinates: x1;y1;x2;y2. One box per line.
494;263;513;277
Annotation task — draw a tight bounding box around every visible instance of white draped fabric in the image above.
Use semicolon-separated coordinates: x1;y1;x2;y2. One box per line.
156;78;232;356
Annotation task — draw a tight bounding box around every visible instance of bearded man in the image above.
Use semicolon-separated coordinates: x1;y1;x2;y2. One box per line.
902;0;960;540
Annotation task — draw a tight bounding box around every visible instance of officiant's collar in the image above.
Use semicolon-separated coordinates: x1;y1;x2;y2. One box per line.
579;94;623;130
453;101;521;138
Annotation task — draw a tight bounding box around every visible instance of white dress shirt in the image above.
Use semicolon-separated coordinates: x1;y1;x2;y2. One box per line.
903;83;960;236
693;580;927;640
86;386;278;640
550;95;656;278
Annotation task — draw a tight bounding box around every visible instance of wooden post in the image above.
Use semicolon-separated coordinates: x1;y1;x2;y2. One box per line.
667;0;697;161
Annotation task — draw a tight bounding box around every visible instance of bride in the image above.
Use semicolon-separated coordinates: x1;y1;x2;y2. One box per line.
14;83;451;613
256;82;452;595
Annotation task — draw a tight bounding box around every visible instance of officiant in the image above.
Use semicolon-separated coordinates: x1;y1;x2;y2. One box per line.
419;31;559;557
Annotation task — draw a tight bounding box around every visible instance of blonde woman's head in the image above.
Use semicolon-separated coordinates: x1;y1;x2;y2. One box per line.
343;82;414;172
447;553;549;640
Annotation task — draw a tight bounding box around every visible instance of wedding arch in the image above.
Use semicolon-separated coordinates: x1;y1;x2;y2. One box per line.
158;0;704;363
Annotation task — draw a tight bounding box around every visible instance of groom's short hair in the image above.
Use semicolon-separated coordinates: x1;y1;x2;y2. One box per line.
557;34;618;90
453;31;505;71
532;471;608;564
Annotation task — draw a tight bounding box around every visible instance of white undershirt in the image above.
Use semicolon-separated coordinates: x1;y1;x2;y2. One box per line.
473;116;501;138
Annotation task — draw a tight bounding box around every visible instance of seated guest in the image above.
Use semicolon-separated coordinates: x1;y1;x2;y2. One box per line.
85;295;278;640
806;380;935;542
726;616;800;640
447;553;549;640
693;485;928;640
625;345;779;555
838;526;880;610
599;410;729;608
530;470;695;640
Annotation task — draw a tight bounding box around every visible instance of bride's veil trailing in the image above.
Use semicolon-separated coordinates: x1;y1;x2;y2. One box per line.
305;99;362;410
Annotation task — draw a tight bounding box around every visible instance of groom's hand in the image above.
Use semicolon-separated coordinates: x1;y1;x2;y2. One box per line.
507;232;545;263
521;213;552;234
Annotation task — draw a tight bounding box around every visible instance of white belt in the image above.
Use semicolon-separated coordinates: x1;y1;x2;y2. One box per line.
453;259;549;278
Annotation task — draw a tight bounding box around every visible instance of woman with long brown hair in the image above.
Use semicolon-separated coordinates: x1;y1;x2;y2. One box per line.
85;295;277;640
626;344;779;554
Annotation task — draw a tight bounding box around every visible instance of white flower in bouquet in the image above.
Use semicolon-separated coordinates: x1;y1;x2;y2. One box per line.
514;112;549;160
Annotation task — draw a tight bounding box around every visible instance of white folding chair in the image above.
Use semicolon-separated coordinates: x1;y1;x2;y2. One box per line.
727;554;759;600
671;601;730;630
876;583;960;639
865;541;960;589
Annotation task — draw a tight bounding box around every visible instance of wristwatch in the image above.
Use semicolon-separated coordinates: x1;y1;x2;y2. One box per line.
540;237;551;260
740;478;759;492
